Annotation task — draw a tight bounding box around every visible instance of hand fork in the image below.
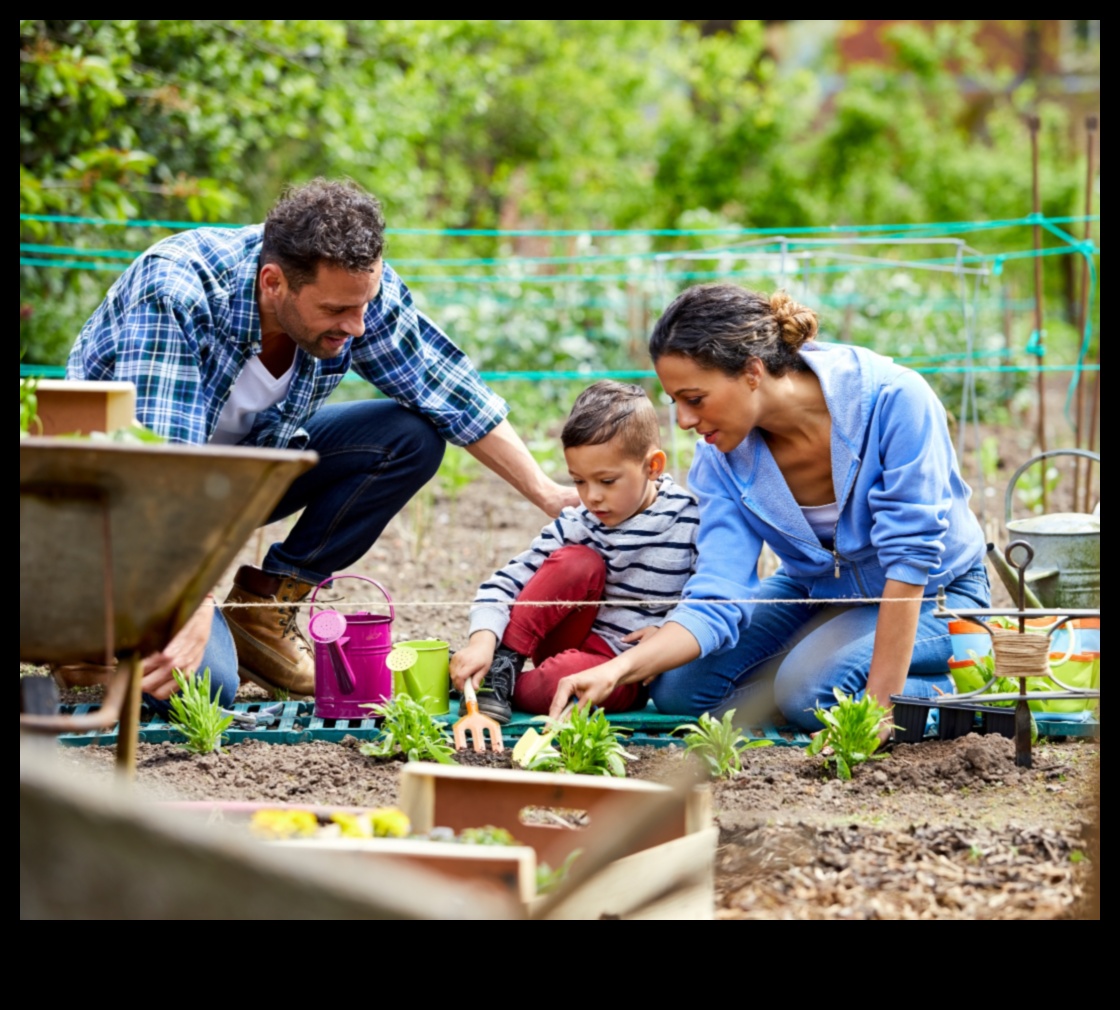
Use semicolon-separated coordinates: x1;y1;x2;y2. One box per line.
453;680;505;754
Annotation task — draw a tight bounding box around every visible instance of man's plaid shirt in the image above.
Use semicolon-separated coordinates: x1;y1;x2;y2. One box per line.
67;225;509;448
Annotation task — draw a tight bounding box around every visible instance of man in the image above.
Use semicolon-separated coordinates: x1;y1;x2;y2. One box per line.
67;178;576;703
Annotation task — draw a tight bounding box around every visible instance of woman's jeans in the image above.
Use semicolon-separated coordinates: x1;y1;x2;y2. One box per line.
650;564;992;731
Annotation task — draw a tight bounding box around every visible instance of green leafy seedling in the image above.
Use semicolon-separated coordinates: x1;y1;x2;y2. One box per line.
361;694;457;765
536;849;582;895
458;825;518;847
674;709;774;780
519;706;635;777
168;668;234;755
20;375;39;437
807;688;894;781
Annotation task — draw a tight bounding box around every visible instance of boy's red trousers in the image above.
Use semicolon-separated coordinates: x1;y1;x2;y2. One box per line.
504;545;648;715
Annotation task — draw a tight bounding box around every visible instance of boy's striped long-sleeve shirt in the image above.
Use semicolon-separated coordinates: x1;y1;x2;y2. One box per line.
469;475;700;655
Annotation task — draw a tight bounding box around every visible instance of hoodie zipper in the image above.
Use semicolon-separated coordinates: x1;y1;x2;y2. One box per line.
830;459;868;597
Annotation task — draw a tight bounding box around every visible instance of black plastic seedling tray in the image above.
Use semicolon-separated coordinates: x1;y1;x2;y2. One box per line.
891;696;1018;743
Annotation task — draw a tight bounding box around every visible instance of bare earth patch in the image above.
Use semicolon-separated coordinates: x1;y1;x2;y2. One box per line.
48;468;1099;919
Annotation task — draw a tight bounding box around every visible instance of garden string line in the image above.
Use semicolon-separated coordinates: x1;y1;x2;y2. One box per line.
22;213;1099;435
216;595;965;612
18;211;1100;235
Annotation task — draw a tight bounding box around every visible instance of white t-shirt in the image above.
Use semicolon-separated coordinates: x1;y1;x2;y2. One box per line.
210;355;295;445
801;501;840;544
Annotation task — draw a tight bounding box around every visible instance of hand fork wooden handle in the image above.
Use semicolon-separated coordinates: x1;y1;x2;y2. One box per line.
453;680;505;754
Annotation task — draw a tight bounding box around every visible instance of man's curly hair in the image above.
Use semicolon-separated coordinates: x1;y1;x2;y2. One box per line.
261;178;386;290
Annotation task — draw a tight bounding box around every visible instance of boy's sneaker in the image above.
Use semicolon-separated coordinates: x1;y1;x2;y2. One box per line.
460;646;525;725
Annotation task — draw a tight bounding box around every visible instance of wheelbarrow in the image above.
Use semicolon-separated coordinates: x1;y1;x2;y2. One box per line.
20;437;317;773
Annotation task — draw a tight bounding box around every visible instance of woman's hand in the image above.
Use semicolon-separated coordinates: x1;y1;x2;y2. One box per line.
450;632;498;691
549;656;629;721
140;597;215;701
548;621;704;720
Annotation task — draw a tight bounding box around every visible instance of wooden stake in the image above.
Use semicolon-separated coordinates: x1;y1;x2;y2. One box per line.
1074;118;1098;512
116;652;144;778
1028;116;1048;509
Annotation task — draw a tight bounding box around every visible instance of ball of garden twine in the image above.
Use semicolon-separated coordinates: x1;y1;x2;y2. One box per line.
990;628;1050;679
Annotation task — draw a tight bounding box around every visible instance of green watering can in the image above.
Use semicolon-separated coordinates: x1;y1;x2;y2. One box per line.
994;449;1100;611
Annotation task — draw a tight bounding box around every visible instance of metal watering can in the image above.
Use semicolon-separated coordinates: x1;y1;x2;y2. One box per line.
308;575;394;720
993;449;1100;610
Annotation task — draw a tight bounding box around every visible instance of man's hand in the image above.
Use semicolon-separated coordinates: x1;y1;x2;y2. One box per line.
539;480;581;519
450;632;498;692
140;598;215;701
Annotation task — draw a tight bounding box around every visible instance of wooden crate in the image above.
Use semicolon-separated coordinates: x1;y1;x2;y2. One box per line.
281;837;539;905
399;763;716;919
30;379;136;436
166;766;717;919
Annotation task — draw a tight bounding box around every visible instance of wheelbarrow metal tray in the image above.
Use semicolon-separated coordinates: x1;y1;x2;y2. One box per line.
20;438;317;664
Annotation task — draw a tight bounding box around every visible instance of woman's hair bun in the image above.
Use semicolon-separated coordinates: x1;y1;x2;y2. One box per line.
770;290;818;347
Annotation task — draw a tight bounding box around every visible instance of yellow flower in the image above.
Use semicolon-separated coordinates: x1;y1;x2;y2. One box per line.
330;812;373;839
250;809;320;839
369;808;411;838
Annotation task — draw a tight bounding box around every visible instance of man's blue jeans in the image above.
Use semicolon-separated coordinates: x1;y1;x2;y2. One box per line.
260;399;446;586
650;564;991;731
152;400;445;710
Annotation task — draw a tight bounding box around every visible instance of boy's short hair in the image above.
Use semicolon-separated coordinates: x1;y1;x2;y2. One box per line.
561;381;661;460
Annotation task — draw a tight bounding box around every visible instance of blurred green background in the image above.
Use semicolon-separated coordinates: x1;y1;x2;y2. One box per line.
20;19;1100;480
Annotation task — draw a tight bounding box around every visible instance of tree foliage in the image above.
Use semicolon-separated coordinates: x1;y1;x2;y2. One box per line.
21;20;1094;366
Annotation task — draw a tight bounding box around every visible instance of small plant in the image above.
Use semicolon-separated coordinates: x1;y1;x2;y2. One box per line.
536;850;582;895
1016;461;1061;516
436;450;481;503
168;668;234;755
674;710;774;780
19;375;39;437
361;693;457;765
515;706;635;777
977;435;1001;486
459;825;518;846
807;688;894;781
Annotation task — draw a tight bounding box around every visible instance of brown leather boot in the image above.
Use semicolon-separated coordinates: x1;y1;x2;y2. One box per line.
224;566;316;699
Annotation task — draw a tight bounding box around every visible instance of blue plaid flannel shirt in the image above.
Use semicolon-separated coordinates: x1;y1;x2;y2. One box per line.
67;225;509;448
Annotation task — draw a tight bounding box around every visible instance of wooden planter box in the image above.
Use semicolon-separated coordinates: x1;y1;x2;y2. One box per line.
170;765;717;920
398;764;716;919
28;380;137;437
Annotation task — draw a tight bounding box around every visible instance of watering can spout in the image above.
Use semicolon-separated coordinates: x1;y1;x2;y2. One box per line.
987;543;1047;610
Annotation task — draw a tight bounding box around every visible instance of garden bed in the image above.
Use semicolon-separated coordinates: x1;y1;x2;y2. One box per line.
46;465;1100;919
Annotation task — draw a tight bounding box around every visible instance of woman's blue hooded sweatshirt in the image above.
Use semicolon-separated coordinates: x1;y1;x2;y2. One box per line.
669;341;987;658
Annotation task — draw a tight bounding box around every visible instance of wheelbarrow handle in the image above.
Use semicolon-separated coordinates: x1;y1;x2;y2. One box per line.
1005;449;1100;524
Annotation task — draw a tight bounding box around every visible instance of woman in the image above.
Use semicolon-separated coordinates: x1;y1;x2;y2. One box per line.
548;285;990;734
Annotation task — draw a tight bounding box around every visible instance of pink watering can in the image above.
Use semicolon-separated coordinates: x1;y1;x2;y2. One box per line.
308;575;394;720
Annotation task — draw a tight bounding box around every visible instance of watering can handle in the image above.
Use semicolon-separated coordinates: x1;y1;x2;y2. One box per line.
309;574;395;623
1005;449;1100;524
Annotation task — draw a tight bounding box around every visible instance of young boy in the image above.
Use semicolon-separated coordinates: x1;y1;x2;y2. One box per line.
450;381;699;721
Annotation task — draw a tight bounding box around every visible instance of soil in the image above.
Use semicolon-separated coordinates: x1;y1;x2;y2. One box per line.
58;726;1099;919
41;421;1101;919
